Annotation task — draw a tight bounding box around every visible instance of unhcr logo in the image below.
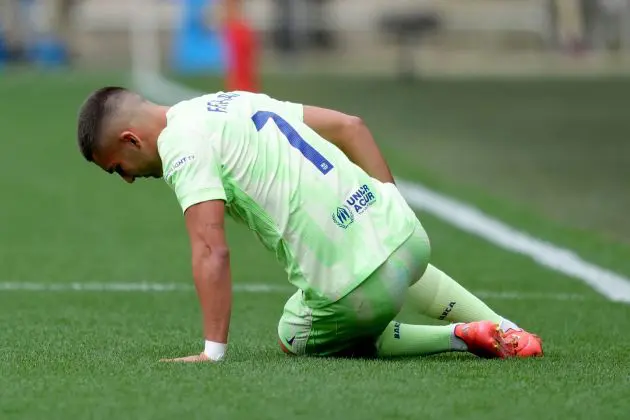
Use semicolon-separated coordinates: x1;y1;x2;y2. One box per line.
332;205;354;229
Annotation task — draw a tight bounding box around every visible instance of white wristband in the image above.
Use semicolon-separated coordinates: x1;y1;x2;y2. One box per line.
204;340;227;361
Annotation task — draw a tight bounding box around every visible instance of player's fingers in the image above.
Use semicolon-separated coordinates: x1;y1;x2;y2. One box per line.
159;353;210;362
159;356;193;362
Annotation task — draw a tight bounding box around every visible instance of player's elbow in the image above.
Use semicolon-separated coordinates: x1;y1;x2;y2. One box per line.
340;115;366;140
210;246;230;260
192;241;230;262
191;245;230;280
205;245;231;261
345;115;365;130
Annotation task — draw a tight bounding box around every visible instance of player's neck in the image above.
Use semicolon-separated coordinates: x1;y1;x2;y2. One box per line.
156;105;171;129
139;105;171;150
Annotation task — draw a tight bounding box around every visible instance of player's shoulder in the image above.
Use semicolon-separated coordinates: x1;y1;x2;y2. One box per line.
160;95;228;133
171;90;300;120
167;95;224;122
157;108;210;162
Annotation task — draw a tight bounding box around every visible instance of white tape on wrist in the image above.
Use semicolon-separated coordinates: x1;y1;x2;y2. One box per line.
204;340;227;361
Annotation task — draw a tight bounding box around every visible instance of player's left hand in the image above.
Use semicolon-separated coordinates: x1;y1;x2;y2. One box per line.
160;352;211;363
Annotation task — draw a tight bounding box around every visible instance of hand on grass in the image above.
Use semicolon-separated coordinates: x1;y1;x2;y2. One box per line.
160;352;211;363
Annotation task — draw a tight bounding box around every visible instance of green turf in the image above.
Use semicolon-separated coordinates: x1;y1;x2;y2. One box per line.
0;72;629;419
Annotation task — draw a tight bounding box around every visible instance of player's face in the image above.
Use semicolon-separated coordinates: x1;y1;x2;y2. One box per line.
93;132;162;183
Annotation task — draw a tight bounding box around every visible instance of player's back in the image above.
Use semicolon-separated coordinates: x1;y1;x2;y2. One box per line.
158;91;419;307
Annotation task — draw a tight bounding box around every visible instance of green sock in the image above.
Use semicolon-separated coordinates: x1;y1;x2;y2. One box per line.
376;321;467;357
406;264;513;326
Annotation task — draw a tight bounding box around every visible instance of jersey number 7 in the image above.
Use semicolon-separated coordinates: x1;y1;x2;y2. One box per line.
252;111;334;175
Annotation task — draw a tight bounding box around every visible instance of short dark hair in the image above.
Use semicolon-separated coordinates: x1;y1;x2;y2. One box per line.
76;86;131;162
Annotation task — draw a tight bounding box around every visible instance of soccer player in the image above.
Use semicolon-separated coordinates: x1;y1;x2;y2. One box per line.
76;87;543;363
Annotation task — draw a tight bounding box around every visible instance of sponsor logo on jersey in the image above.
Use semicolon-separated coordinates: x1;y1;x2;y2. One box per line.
207;92;240;113
345;184;376;214
331;184;377;229
164;154;195;180
332;205;355;229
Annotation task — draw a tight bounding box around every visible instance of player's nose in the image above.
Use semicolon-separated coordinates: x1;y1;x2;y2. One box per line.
122;175;135;184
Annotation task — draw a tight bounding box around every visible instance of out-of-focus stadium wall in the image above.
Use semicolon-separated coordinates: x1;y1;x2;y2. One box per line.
55;0;630;75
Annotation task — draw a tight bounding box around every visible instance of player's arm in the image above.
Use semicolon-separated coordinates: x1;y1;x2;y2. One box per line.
184;199;232;356
159;127;232;363
302;105;395;184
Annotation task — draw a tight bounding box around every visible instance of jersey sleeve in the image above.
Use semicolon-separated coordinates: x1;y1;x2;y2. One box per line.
159;126;226;213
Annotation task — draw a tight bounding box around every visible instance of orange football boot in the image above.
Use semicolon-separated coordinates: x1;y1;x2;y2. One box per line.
454;321;516;359
503;328;544;357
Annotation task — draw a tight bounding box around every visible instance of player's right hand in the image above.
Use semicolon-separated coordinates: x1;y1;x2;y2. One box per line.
159;352;212;363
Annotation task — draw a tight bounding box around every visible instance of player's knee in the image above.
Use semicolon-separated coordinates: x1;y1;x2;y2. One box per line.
278;338;294;355
277;321;297;355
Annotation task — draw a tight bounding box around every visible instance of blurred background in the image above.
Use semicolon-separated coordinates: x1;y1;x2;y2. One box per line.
3;0;630;76
1;0;630;247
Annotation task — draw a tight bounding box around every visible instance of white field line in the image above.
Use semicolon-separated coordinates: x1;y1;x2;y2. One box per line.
127;16;630;304
0;282;287;293
396;180;630;303
0;282;591;301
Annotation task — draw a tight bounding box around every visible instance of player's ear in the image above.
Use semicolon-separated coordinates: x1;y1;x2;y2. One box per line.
120;131;140;148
